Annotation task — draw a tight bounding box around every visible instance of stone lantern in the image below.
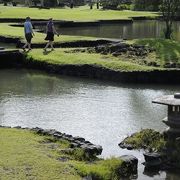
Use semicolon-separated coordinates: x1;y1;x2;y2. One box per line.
153;93;180;138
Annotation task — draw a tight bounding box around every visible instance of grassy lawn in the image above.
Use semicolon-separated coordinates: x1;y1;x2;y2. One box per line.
26;48;159;72
0;5;158;21
0;128;80;179
134;39;180;67
0;23;95;43
0;128;125;179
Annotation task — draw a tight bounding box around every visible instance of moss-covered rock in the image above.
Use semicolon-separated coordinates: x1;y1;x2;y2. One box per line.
119;129;166;152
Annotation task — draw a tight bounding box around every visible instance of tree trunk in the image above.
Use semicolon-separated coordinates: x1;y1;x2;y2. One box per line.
164;21;172;39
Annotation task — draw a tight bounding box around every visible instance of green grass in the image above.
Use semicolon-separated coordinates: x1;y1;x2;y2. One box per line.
75;158;123;179
134;38;180;66
0;128;80;179
0;128;128;179
0;23;95;43
0;5;158;21
26;48;159;72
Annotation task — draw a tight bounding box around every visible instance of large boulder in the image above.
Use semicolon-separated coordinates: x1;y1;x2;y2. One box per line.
119;155;138;177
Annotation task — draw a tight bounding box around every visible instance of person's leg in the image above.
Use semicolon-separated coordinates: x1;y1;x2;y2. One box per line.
23;34;28;50
28;36;33;50
44;41;50;51
28;42;31;50
50;41;54;50
23;42;28;50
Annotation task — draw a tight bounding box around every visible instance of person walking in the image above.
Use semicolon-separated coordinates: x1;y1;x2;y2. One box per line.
44;18;59;51
23;17;34;51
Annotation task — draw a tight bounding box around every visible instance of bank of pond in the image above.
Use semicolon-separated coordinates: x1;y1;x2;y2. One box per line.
0;38;180;84
0;126;138;179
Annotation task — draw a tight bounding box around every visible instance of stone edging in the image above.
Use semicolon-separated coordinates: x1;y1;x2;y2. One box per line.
0;125;103;156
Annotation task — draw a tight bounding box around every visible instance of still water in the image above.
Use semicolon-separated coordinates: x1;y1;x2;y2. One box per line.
55;20;180;41
0;69;180;179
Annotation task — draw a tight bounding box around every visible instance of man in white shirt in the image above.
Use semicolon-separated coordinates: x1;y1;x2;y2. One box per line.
23;17;34;51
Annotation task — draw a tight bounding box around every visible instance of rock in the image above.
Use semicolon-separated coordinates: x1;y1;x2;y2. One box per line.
73;136;85;142
80;144;102;156
119;155;138;177
31;127;43;133
143;152;165;169
144;152;162;162
118;141;134;150
70;143;79;148
57;156;70;162
53;133;63;139
82;175;93;180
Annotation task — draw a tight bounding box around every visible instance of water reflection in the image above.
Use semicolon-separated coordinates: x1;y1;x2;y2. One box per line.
0;69;180;179
49;20;180;41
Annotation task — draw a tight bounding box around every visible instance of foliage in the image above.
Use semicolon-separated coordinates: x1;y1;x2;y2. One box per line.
100;0;121;9
134;38;180;67
160;0;180;39
132;0;161;11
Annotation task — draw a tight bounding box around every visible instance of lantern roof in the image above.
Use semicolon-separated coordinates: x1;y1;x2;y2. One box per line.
152;93;180;106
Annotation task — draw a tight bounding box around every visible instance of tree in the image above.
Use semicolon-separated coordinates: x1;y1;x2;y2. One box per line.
161;0;180;39
133;0;161;11
100;0;121;9
2;0;12;6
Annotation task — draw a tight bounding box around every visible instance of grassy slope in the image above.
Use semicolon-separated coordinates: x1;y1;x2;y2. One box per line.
0;128;80;179
134;39;180;66
27;48;159;72
0;6;158;21
0;23;95;43
0;128;124;179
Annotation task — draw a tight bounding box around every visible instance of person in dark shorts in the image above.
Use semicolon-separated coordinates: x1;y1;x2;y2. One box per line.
44;18;59;51
23;17;34;51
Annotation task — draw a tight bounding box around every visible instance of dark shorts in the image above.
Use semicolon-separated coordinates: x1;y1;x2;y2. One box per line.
45;32;54;41
25;33;33;43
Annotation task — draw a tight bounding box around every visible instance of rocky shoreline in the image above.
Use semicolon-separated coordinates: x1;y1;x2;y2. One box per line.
0;125;103;157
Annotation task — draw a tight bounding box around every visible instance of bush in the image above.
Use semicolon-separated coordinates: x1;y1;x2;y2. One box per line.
118;4;131;10
100;0;119;10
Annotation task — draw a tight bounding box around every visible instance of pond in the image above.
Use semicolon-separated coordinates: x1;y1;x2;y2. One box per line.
0;69;180;179
40;20;180;41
